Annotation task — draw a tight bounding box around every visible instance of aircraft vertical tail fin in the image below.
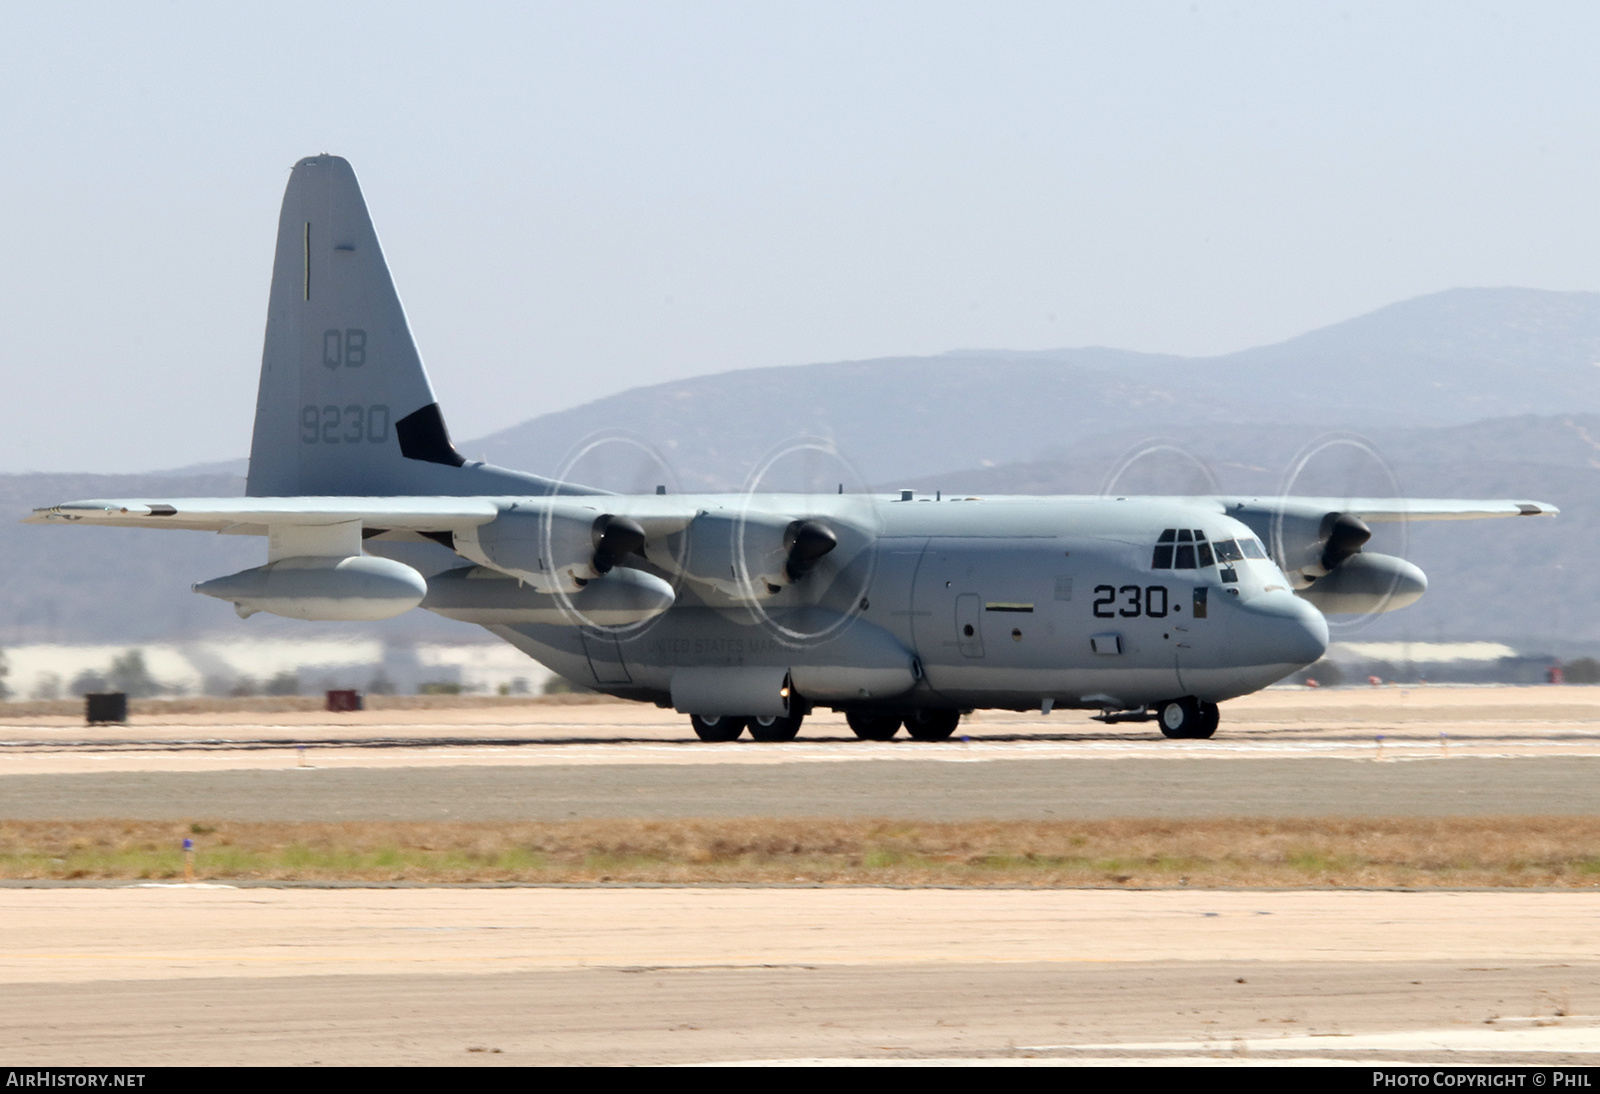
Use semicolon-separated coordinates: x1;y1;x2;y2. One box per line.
247;156;549;498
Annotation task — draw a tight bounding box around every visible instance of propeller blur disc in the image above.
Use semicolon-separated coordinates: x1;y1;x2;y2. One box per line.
541;429;686;636
734;436;880;647
1275;432;1410;633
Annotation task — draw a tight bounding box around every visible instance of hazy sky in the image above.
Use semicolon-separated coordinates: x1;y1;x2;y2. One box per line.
2;2;1598;472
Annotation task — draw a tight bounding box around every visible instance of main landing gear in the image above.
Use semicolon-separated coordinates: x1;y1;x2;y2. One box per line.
845;709;961;741
689;707;963;742
1155;697;1220;740
688;710;806;742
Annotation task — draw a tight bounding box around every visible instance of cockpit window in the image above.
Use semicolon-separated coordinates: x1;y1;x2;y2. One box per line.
1152;527;1214;570
1154;528;1268;570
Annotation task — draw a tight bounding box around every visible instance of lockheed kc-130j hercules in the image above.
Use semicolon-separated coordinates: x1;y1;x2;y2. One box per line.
27;157;1559;741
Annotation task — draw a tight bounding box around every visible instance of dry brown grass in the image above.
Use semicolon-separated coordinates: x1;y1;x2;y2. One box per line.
2;817;1599;887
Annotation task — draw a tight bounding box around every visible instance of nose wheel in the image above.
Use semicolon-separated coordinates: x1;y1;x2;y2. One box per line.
1157;697;1219;739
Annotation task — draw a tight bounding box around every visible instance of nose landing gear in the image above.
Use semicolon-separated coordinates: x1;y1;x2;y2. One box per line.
1156;697;1220;739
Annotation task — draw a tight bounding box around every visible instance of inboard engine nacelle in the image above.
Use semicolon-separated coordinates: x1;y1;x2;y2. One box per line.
667;512;838;599
193;555;427;621
468;509;647;594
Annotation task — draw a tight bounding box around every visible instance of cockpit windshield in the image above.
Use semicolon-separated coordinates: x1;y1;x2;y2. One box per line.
1152;530;1268;569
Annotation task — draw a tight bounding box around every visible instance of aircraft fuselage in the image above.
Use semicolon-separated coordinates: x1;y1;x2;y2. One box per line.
479;494;1329;714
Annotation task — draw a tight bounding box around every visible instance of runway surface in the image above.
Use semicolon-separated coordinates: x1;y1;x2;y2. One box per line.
1;756;1596;821
0;686;1595;820
2;886;1598;1066
2;686;1597;1064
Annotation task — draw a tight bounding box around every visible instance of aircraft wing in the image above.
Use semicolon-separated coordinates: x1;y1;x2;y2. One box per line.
23;496;505;533
22;493;721;541
1224;497;1559;522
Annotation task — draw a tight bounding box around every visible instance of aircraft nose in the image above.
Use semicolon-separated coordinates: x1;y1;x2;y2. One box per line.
1237;589;1329;669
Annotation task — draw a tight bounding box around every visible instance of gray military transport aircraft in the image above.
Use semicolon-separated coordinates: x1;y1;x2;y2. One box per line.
27;156;1559;741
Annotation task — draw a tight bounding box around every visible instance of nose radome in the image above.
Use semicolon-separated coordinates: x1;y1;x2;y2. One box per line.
1241;589;1329;668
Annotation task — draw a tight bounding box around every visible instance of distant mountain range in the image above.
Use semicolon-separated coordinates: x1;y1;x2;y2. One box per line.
469;287;1600;491
3;287;1595;651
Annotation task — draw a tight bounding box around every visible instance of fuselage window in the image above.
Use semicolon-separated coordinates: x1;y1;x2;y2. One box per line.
1239;537;1268;560
1196;540;1215;568
1174;544;1196;568
1213;539;1243;563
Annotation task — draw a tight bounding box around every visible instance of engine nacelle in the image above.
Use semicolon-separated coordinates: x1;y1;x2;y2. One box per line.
1295;552;1427;615
673;512;837;599
1270;508;1374;585
194;555;426;621
421;565;675;626
469;509;647;594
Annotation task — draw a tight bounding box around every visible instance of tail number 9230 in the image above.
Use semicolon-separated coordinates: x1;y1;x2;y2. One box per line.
1093;584;1170;619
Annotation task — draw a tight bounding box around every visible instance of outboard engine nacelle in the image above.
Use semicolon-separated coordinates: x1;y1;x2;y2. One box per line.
194;555;426;621
1295;552;1427;615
